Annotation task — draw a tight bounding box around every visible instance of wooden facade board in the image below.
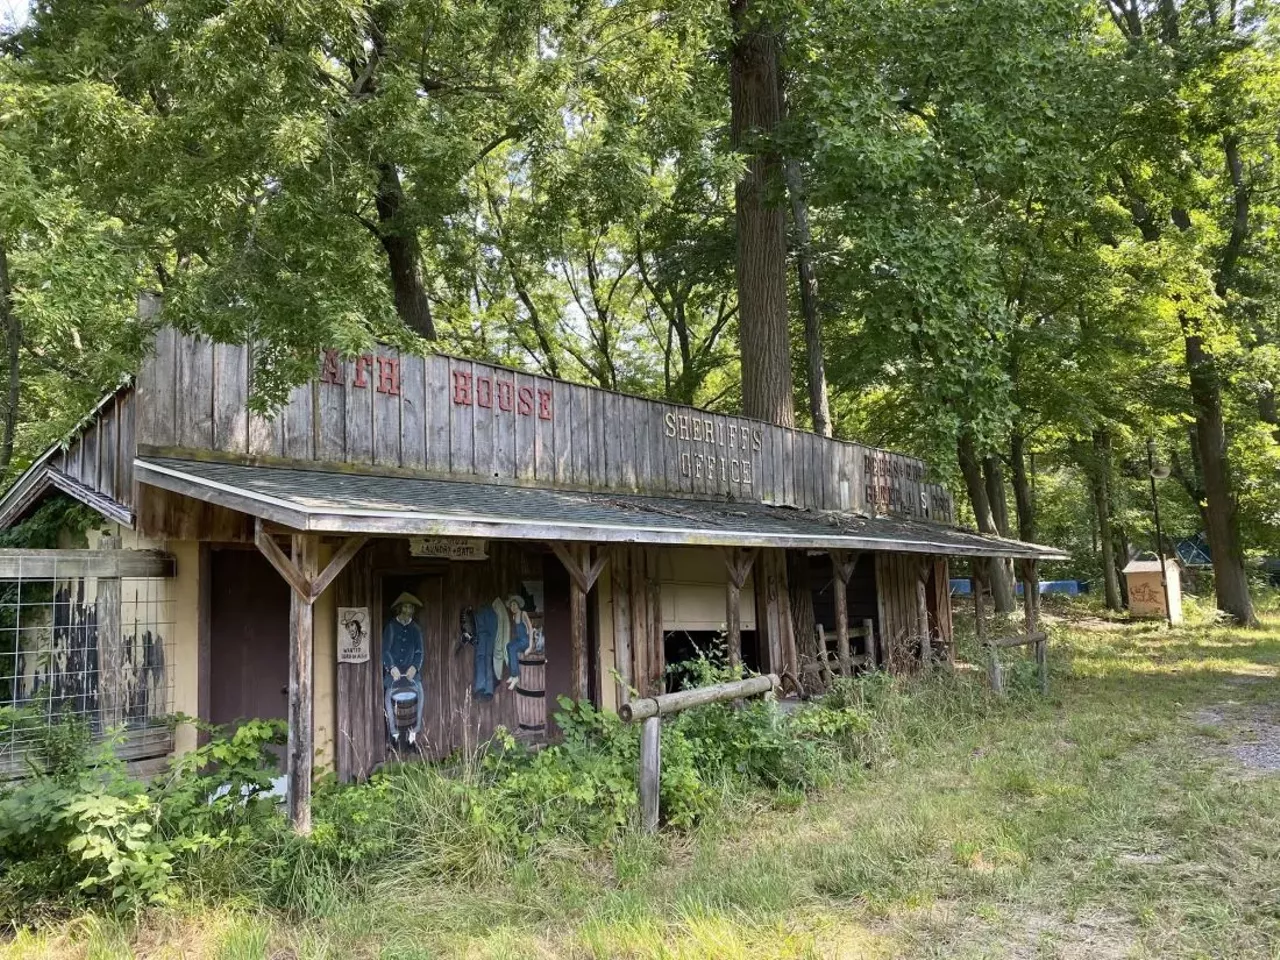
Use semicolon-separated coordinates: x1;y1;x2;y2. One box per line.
373;348;402;467
344;360;374;465
514;372;536;482
449;361;474;474
424;355;450;474
282;384;314;462
212;343;249;455
552;379;571;485
177;334;215;450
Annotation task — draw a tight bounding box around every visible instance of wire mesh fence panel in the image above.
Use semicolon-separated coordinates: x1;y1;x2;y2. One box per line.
0;557;175;775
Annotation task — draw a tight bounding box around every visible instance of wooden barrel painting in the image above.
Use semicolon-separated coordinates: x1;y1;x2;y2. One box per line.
391;690;418;731
515;656;546;735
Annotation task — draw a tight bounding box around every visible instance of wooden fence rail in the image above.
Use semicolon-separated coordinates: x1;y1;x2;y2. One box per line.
620;673;782;832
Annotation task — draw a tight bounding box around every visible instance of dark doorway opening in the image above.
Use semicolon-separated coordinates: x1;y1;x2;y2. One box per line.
209;547;290;729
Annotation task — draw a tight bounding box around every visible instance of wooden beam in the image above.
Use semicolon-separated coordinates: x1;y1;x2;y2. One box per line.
569;545;589;702
1022;558;1047;694
255;518;311;602
96;537;124;733
916;559;932;668
310;535;369;601
830;551;857;677
197;543;212;745
0;548;174;580
975;564;1002;696
549;541;609;703
286;533;318;834
721;546;757;671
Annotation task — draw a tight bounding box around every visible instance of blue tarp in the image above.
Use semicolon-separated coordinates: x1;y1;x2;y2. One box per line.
950;579;1085;597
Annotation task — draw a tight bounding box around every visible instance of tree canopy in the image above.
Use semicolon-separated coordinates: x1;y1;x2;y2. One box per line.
0;0;1276;619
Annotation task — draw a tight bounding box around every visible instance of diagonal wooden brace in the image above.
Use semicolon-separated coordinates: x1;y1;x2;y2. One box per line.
550;541;608;594
254;519;368;605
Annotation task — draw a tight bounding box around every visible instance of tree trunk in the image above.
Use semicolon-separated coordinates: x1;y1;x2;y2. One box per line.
1010;431;1036;544
729;0;795;427
1183;328;1256;625
375;162;436;340
783;157;831;437
982;454;1016;603
983;456;1010;536
1084;431;1123;612
0;234;18;473
958;431;1015;613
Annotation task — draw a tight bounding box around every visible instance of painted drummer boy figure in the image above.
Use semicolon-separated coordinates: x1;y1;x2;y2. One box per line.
383;591;425;745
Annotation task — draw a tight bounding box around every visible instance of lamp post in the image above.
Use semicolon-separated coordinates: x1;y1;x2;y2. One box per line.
1146;438;1174;626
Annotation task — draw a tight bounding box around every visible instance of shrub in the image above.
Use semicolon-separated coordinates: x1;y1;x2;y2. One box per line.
0;715;284;920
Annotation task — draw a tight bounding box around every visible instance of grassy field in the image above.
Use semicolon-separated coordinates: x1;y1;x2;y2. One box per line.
5;605;1279;959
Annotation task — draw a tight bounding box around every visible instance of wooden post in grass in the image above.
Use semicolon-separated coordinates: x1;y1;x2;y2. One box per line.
1022;558;1046;694
830;551;857;676
976;564;1003;696
640;716;661;833
622;673;781;833
916;560;932;669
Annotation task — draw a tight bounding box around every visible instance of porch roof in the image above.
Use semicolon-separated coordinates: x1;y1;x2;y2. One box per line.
134;457;1067;560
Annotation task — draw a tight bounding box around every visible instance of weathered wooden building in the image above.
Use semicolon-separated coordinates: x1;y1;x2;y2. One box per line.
0;322;1062;822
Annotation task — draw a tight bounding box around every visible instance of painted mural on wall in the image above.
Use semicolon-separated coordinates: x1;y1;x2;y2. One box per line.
382;591;425;747
457;581;547;735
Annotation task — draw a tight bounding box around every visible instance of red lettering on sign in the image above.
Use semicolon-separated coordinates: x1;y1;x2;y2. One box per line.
452;371;473;405
353;355;373;389
319;349;344;385
517;386;534;416
476;376;493;408
537;389;553;421
376;357;400;396
496;380;514;412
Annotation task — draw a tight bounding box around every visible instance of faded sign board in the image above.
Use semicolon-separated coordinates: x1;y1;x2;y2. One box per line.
337;607;371;663
409;537;488;561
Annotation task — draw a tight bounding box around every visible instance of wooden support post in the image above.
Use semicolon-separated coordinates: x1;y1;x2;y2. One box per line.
816;624;833;685
96;536;124;734
570;553;588;703
549;541;608;703
862;619;877;669
286;533;318;834
916;561;932;669
1022;558;1046;694
721;547;756;673
640;715;661;834
253;520;367;832
976;565;1002;696
830;551;857;676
